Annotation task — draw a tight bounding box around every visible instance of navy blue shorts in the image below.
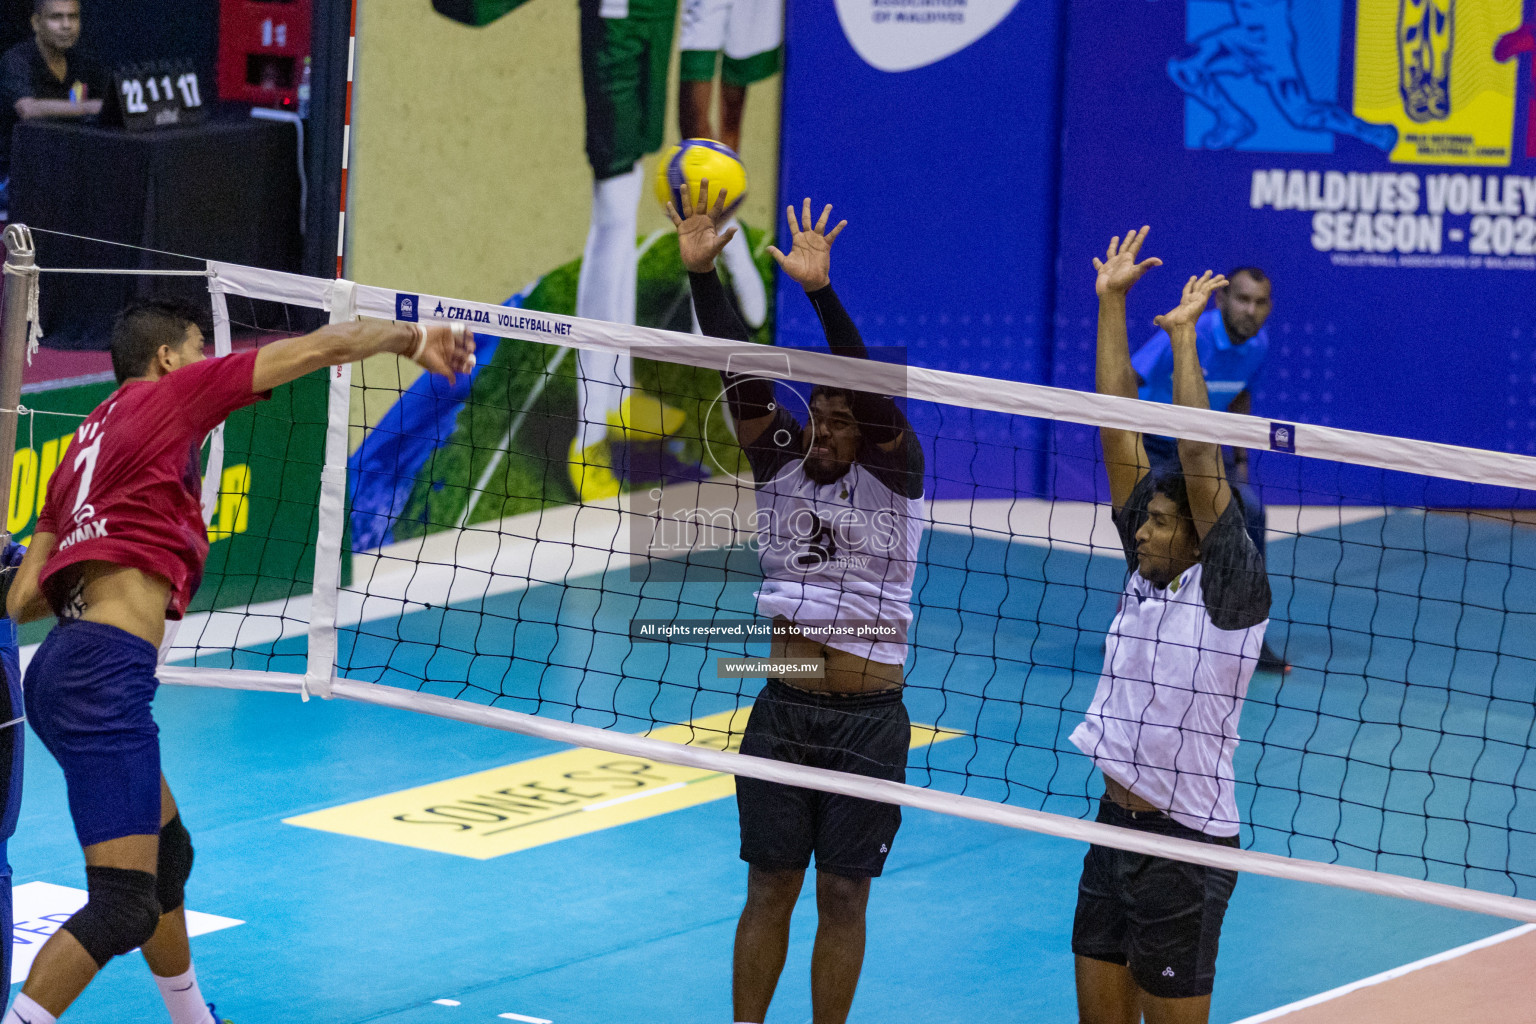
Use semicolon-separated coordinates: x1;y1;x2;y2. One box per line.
25;620;162;847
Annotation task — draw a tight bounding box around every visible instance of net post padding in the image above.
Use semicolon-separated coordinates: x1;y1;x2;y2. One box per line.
303;278;357;701
160;265;227;666
154;664;1536;924
199;266;234;524
0;225;38;542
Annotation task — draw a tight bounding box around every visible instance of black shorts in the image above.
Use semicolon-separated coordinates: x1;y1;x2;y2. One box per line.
1071;798;1239;1000
737;678;908;878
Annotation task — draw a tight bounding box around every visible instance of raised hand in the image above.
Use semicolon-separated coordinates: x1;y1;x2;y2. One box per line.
1154;270;1229;332
767;198;846;291
1093;226;1162;297
414;322;477;383
666;179;738;274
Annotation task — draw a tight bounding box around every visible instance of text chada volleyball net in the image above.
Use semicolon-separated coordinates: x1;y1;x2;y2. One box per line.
11;245;1536;922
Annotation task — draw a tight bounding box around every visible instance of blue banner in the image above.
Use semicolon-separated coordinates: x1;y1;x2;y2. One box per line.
776;0;1062;499
1049;0;1536;506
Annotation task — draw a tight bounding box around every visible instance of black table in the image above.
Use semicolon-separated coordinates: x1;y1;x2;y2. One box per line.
9;116;302;349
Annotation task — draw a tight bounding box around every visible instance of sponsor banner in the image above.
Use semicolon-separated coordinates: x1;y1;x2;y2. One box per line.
345;2;784;549
1050;0;1536;506
1353;0;1523;166
833;0;1023;72
779;0;1060;499
1247;167;1536;257
411;297;574;339
284;707;959;859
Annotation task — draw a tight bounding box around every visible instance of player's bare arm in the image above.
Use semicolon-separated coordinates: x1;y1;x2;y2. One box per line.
1094;226;1160;507
4;323;474;644
670;180;781;447
1158;270;1233;540
251;319;474;395
7;533;55;624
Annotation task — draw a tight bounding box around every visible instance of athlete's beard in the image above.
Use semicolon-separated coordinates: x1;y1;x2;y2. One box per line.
803;456;851;486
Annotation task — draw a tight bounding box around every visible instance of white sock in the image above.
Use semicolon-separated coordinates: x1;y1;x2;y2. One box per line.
576;162;642;450
153;964;213;1024
719;219;766;328
3;994;58;1024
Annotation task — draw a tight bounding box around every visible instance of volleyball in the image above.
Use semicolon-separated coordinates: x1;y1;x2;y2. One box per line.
655;138;748;216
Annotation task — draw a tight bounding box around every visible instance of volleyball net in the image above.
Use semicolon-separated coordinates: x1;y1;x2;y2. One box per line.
6;228;1536;923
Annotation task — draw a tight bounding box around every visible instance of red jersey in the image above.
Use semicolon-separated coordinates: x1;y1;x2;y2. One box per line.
35;351;268;619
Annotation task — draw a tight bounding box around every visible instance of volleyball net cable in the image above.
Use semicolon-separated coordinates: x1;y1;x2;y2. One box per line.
5;230;1536;923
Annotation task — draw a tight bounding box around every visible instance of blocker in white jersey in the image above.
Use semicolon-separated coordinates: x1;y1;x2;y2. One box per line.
670;189;920;1024
743;407;924;666
1070;471;1270;836
1069;230;1272;1015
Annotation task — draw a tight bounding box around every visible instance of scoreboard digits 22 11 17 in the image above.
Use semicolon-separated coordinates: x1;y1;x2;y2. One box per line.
113;59;207;132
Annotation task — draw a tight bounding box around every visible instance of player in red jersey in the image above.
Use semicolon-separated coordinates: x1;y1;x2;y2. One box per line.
2;300;473;1024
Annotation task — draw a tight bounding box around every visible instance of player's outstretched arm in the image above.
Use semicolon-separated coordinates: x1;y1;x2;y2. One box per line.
767;197;845;293
1095;227;1160;507
669;181;777;447
1157;270;1232;541
767;198;911;461
6;533;55;624
251;319;474;395
670;178;748;343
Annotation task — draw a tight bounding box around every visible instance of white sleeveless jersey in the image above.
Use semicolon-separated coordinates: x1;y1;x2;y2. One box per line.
745;408;924;665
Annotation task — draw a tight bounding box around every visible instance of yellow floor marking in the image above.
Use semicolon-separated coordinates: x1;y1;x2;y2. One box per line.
284;707;961;859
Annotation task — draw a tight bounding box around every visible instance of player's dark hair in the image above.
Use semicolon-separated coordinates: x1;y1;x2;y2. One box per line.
110;299;205;385
809;384;856;409
1149;468;1192;519
1225;266;1269;288
34;0;79;16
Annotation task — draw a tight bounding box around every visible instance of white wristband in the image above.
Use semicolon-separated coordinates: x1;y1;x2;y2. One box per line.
408;323;428;361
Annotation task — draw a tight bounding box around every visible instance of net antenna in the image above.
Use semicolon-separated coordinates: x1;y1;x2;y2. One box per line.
9;234;1536;927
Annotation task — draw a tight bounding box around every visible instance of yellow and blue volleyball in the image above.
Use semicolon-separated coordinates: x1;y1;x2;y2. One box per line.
655;139;748;216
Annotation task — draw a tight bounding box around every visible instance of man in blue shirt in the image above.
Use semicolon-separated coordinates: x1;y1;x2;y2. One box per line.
1130;266;1287;671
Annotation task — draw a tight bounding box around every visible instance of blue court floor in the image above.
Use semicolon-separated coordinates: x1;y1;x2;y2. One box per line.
9;509;1532;1021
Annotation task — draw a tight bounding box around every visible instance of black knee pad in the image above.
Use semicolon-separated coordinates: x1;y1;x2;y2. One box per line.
62;866;161;968
157;814;195;912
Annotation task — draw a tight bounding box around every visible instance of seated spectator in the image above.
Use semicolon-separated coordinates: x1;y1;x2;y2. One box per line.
0;0;108;205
